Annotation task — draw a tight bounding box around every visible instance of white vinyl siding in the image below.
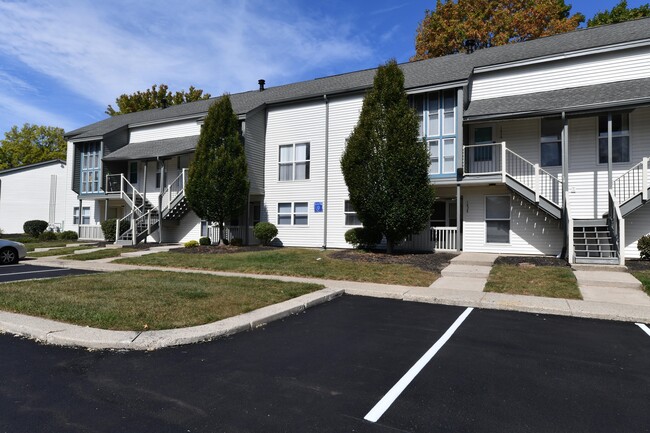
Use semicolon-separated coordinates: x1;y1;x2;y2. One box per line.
462;185;563;255
471;45;650;100
129;120;200;143
244;109;266;195
265;100;325;247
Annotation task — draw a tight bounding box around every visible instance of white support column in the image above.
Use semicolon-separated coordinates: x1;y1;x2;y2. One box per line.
643;157;648;201
501;141;507;183
533;163;540;203
620;218;626;266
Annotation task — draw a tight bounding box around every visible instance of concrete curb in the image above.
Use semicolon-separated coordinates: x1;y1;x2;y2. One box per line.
0;288;343;351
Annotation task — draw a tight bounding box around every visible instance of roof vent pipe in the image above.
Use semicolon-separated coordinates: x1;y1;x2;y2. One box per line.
258;79;265;91
463;39;476;54
161;98;168;109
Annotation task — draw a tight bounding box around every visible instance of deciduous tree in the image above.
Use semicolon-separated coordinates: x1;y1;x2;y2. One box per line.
185;95;249;244
0;123;66;170
106;84;211;116
341;60;436;254
588;0;650;27
412;0;585;60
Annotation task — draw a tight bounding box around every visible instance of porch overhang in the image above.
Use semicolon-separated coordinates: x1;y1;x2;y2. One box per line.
103;135;199;161
464;77;650;122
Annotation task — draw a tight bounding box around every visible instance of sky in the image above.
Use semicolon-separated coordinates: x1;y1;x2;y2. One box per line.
0;0;646;135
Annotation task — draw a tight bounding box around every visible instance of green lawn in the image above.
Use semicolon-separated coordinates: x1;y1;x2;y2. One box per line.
485;264;582;299
631;271;650;296
28;245;97;257
115;248;438;286
0;271;322;330
62;248;137;261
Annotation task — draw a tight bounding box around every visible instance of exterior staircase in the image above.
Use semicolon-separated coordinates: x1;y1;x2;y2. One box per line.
160;169;190;220
573;219;619;265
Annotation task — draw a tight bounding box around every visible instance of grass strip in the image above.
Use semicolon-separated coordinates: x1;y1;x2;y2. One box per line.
0;270;322;330
28;245;97;257
115;248;438;286
61;248;137;261
631;271;650;296
485;264;582;299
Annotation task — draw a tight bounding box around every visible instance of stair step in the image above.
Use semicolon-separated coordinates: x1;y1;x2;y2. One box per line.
574;257;621;265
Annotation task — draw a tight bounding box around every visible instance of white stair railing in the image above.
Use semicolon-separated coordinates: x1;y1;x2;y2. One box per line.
608;189;625;266
161;168;188;213
613;157;648;205
504;148;563;207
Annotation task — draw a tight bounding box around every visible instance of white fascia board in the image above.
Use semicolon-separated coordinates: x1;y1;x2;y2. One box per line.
196;113;246;126
474;39;650;74
129;113;206;129
69;136;103;143
407;80;468;94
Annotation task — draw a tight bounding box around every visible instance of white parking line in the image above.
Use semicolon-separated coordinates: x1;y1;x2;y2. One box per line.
636;323;650;338
0;268;68;277
364;307;474;423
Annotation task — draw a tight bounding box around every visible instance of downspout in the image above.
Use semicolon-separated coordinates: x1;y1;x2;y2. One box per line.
157;157;164;244
562;112;570;260
323;94;329;249
143;161;148;243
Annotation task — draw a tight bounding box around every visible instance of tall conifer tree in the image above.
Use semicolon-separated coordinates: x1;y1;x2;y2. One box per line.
185;95;249;243
341;60;436;254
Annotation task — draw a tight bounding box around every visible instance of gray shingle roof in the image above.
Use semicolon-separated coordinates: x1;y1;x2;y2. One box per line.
464;77;650;120
102;135;199;161
66;17;650;140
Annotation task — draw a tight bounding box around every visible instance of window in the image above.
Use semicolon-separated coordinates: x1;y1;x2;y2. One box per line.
443;138;455;173
485;196;510;243
200;220;209;237
598;113;630;164
442;90;455;135
427;93;439;137
80;142;101;193
411;94;425;137
73;207;90;225
428;140;439;175
541;118;563;167
155;164;164;189
344;200;361;226
279;143;310;181
129;161;138;184
278;202;308;225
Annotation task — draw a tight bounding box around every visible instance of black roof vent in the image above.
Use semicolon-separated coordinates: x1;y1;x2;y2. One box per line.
258;79;265;91
463;39;476;54
161;98;168;109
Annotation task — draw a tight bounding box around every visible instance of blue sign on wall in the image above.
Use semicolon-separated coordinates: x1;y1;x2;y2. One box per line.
314;202;323;213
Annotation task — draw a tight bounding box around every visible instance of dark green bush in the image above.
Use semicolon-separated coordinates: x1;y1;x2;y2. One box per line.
38;231;58;241
638;235;650;260
344;227;383;250
230;237;243;247
100;218;130;242
184;240;199;248
199;236;211;246
59;230;79;241
254;222;278;246
23;220;49;238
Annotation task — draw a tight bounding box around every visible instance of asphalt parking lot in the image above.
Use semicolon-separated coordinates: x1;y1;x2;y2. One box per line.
1;295;649;432
0;262;97;283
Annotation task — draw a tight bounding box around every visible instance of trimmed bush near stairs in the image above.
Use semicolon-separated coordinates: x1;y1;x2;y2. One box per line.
638;235;650;260
101;219;130;242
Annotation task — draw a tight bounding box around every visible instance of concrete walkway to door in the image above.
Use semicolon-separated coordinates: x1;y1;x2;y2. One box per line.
428;253;499;292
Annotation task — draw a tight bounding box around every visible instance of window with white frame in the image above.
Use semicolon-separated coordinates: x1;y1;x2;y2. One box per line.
541;118;563;167
80;142;101;194
278;202;308;225
73;206;90;225
279;143;310;181
344;200;361;226
485;196;510;243
412;90;457;176
598;113;630;164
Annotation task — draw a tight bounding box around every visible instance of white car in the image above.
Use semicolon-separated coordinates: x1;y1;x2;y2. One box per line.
0;239;27;265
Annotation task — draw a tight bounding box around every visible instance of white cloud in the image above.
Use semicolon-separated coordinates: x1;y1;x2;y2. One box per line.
0;93;76;131
0;0;375;110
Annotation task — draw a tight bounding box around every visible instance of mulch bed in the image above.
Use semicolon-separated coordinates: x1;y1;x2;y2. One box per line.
624;260;650;271
328;250;458;274
171;245;276;254
493;256;570;267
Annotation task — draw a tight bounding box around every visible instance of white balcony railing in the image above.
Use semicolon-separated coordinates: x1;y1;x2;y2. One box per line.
161;168;188;213
613;157;649;205
400;226;458;251
78;224;105;241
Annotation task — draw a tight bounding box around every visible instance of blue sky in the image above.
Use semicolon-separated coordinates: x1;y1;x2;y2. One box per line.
0;0;645;134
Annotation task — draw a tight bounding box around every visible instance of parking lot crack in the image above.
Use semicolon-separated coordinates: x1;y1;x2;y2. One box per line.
130;331;144;343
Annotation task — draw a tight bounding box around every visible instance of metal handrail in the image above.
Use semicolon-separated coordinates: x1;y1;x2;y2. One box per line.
612;157;648;204
161;168;188;212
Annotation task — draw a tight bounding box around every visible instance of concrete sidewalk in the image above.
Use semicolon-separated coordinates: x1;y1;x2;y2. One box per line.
0;254;642;351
